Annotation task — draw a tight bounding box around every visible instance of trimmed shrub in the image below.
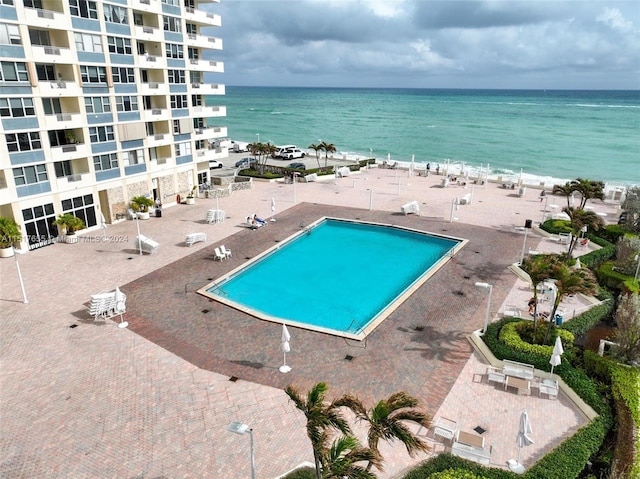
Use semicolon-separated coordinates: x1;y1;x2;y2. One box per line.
280;467;316;479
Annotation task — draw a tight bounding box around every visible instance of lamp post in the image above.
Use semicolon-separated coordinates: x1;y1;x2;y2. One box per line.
227;422;255;479
475;282;493;334
256;133;260;144
134;215;142;255
634;254;639;284
540;195;549;224
292;172;298;203
519;219;532;265
13;247;28;304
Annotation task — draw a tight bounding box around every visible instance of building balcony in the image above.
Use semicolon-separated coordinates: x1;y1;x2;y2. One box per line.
138;53;167;69
50;143;90;161
134;24;162;42
191;105;226;117
42;112;83;130
184;7;221;27
149;157;172;170
37;80;82;98
185;33;222;51
31;44;72;61
193;125;226;141
195;148;221;163
188;58;224;73
146;133;172;148
142;108;170;122
130;0;160;14
190;83;224;95
53;172;94;191
139;82;169;96
22;7;71;30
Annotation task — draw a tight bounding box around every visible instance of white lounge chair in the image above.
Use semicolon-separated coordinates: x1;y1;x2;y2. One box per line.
213;247;226;261
401;200;420;215
88;288;126;321
136;234;159;254
185;232;206;247
220;245;232;258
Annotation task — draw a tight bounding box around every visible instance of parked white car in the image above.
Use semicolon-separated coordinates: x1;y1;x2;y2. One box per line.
282;148;306;160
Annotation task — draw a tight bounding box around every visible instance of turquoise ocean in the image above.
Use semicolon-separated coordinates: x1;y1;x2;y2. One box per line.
209;87;639;185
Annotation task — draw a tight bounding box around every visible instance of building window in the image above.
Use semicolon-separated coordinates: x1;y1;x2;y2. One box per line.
167;69;185;84
0;0;15;6
1;23;21;45
70;0;98;19
28;29;50;46
89;125;115;143
122;149;144;166
116;95;138;112
191;95;203;107
62;194;96;228
54;160;72;178
193;117;205;129
35;63;56;81
80;65;107;83
170;95;187;109
161;0;179;5
186;23;196;34
112;67;135;83
7;132;41;152
75;32;103;53
187;47;199;60
0;98;35;118
93;153;118;171
0;61;28;82
84;96;111;113
13;164;48;185
175;141;191;157
104;4;128;24
165;43;183;59
107;36;132;54
22;203;56;250
163;16;181;33
42;98;62;115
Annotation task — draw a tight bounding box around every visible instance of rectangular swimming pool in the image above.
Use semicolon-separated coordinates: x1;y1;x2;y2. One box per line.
199;218;465;340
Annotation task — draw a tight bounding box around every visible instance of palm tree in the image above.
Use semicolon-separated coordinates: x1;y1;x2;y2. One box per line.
336;392;431;472
570;178;605;210
552;182;574;210
542;262;598;344
320;141;336;169
285;383;352;479
564;206;605;258
521;254;562;336
320;435;380;479
309;143;323;169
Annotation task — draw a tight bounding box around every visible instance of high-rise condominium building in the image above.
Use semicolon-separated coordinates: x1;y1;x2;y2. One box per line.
0;0;225;251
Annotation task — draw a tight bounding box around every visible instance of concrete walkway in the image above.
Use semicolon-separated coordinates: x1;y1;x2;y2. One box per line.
1;167;620;478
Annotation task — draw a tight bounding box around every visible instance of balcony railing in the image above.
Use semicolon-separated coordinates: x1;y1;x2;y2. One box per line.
44;46;61;55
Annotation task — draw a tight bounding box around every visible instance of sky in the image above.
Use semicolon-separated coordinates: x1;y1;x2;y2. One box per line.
206;0;640;90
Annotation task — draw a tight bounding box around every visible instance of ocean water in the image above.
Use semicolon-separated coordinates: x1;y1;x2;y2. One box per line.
209;87;639;185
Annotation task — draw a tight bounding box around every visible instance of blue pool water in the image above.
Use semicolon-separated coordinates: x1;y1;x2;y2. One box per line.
205;219;461;337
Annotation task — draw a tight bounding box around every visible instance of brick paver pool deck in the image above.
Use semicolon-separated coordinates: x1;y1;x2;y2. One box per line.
2;167;616;478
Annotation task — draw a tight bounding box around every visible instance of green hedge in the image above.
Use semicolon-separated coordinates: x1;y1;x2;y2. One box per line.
559;288;615;337
280;467;316;479
595;261;639;294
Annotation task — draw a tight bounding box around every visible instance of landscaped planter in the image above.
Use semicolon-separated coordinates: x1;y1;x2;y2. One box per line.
64;234;78;244
137;211;150;220
0;246;14;258
185;197;195;205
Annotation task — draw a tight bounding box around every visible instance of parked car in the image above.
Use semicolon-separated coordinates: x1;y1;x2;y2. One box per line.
273;145;297;159
287;162;306;170
209;160;223;169
231;141;250;153
282;148;306;160
235;157;257;168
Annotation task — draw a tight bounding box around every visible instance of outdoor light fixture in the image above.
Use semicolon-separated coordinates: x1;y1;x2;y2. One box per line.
475;282;493;334
227;421;255;479
519;219;532;265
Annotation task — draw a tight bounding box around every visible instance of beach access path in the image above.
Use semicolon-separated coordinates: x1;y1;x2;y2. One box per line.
0;165;621;478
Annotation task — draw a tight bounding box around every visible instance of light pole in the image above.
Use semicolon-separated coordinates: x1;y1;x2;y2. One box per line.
292;172;299;203
634;254;639;284
134;215;142;255
475;282;493;334
227;422;255;479
540;195;549;224
256;133;260;144
519;220;532;265
13;247;28;304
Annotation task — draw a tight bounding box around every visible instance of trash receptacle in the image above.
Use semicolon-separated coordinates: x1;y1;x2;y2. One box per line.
155;207;162;218
555;314;563;325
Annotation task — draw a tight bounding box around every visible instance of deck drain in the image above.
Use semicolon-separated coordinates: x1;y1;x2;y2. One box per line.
344;355;354;361
454;290;465;296
414;326;424;332
127;257;133;260
201;309;209;314
229;376;239;382
463;275;471;279
474;251;481;254
69;324;78;328
474;426;486;435
207;277;213;281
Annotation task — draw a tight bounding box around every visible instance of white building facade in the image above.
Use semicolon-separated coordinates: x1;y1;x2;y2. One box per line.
0;0;225;250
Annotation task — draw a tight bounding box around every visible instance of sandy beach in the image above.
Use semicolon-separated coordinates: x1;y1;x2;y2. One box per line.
0;162;621;478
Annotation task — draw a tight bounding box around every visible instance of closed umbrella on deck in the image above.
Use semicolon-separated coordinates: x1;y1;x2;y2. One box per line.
509;410;534;474
279;324;291;373
549;336;564;377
